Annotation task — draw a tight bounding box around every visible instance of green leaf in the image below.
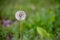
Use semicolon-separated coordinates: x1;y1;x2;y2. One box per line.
37;27;50;37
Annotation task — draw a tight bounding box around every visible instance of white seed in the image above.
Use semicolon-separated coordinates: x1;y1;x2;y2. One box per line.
15;11;26;21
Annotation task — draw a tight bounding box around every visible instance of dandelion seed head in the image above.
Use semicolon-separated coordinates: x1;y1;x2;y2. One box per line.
15;11;26;21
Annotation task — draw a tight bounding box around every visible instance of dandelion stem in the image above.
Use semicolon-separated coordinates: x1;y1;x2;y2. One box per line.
20;21;22;40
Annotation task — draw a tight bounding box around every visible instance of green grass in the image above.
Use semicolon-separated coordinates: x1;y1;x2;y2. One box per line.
0;0;60;40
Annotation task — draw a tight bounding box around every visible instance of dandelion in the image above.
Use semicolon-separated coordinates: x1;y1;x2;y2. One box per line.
15;11;26;40
15;11;26;21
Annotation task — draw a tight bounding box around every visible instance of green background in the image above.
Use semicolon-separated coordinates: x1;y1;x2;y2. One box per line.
0;0;60;40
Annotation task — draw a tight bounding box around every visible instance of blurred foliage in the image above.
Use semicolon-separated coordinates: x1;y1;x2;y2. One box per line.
0;0;60;40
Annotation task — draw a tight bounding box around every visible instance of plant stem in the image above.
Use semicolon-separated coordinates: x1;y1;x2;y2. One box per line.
20;21;22;40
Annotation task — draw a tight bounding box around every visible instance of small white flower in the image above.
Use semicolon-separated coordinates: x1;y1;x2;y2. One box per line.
15;11;26;21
